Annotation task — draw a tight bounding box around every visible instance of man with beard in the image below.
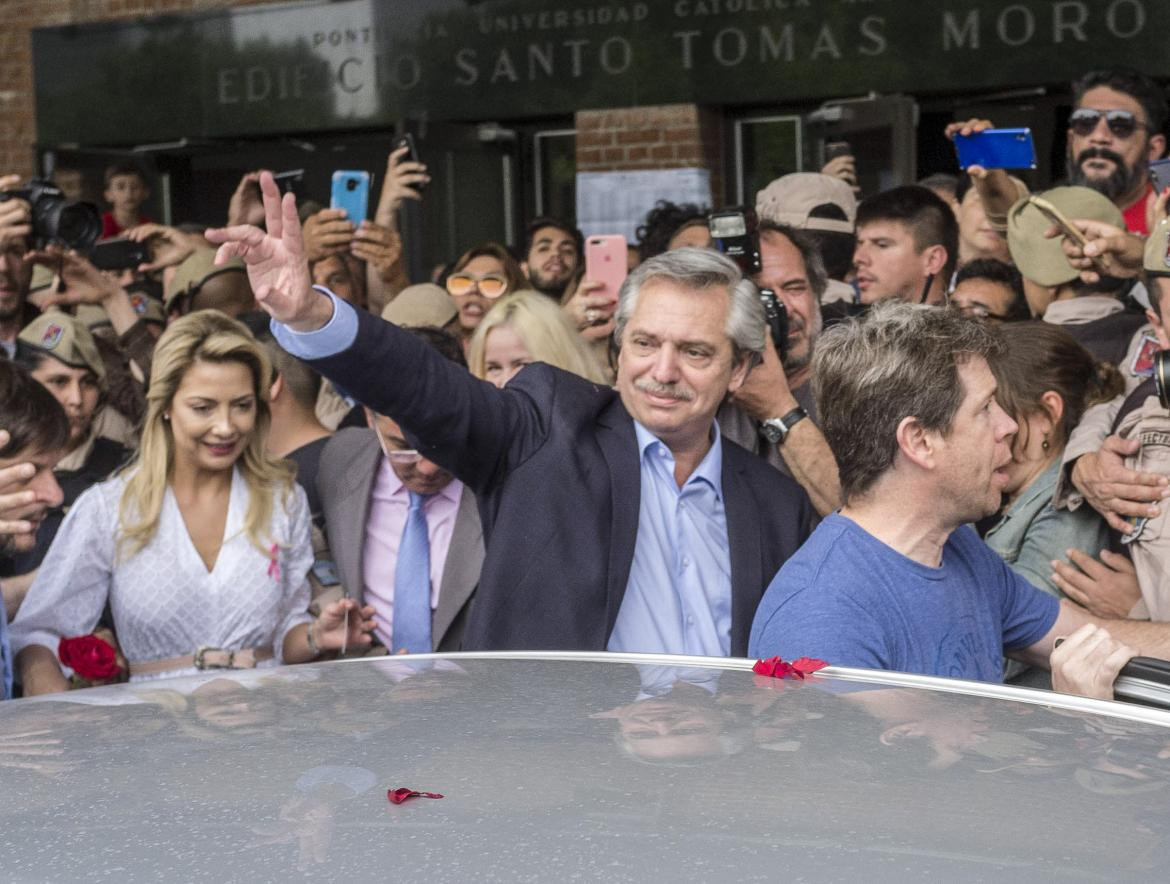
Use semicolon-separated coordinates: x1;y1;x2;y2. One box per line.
1066;68;1166;236
951;68;1167;238
521;217;582;301
0;362;69;700
718;222;841;515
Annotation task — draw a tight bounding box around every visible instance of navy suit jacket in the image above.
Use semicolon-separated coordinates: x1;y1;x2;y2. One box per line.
308;308;814;655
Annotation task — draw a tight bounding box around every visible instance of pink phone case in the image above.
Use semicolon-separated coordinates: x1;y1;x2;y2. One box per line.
585;235;628;302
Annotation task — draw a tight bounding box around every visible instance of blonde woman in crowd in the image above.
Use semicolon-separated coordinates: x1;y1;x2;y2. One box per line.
467;290;611;389
12;311;373;695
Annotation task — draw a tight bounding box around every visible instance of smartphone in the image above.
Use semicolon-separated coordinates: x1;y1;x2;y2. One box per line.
330;170;371;222
585;234;628;302
824;140;853;161
1150;158;1170;195
392;133;426;191
89;238;150;271
1026;195;1092;249
953;128;1037;170
272;168;304;197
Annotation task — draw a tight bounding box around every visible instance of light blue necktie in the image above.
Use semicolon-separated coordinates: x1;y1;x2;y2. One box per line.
393;491;433;653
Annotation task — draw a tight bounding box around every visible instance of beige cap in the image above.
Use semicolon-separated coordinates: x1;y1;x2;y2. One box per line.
1006;187;1125;286
1145;218;1170;275
381;283;457;328
755;173;857;234
164;248;246;312
18;311;106;380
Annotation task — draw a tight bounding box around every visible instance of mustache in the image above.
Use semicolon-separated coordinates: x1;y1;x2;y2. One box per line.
635;378;695;401
1075;146;1127;168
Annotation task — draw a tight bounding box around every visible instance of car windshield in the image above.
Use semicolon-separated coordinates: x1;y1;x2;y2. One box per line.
3;655;1170;879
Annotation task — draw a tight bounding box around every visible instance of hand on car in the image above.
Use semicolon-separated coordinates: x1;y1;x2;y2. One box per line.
314;598;377;652
0;431;39;542
1071;435;1170;534
1051;548;1143;619
1050;623;1136;701
205;171;323;331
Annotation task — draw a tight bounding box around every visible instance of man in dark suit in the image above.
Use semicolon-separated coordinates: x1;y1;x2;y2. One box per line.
208;174;814;656
315;328;484;653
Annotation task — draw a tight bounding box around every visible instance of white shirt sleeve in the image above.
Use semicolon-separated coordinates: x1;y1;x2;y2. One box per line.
273;482;314;662
10;482;116;658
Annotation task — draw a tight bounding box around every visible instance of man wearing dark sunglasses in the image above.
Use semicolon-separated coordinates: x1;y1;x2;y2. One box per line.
1066;69;1167;236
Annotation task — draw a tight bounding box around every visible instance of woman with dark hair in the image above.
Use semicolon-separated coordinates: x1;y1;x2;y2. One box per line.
443;242;527;350
985;323;1123;597
636;201;711;262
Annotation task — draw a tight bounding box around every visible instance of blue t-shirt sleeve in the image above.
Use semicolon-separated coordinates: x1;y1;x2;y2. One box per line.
999;565;1060;650
749;577;889;670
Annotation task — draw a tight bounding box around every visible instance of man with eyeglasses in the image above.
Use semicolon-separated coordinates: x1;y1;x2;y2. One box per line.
950;258;1029;323
314;325;484;655
208;175;813;656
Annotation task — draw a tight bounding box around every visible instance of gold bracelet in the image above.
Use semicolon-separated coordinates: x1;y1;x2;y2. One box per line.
306;620;320;657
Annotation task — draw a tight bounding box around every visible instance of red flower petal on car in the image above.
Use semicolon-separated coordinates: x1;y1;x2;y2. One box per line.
752;656;786;677
790;657;829;678
387;788;444;805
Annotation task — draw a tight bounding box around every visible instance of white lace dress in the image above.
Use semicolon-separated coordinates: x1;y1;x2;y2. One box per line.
11;468;313;683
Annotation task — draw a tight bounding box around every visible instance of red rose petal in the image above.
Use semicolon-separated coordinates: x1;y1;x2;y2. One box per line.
387;788;444;805
753;655;827;681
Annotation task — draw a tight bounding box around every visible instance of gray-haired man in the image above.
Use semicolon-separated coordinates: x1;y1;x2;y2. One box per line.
207;175;813;656
750;302;1170;699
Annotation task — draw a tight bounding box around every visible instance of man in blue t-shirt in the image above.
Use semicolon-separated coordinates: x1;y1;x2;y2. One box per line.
750;303;1170;698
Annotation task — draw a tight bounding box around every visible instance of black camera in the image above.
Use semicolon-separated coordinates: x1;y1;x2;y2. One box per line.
1156;350;1170;410
709;207;788;362
0;179;101;252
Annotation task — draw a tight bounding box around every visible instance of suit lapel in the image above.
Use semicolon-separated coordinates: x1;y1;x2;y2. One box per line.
596;397;641;640
336;435;381;603
433;484;483;647
721;444;762;657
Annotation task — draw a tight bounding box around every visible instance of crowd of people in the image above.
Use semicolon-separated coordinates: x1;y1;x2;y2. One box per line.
5;66;1170;705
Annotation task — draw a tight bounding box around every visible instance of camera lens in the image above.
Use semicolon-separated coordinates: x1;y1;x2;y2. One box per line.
346;178;358;192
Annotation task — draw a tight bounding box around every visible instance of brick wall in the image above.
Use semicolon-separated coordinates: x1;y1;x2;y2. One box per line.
0;0;280;178
575;104;723;206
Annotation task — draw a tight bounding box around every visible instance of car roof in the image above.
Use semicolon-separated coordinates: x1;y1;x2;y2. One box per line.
3;652;1170;880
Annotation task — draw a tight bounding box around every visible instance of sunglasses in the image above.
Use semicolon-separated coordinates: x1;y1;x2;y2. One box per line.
1068;108;1147;139
954;301;1010;323
445;272;508;299
384;449;422;465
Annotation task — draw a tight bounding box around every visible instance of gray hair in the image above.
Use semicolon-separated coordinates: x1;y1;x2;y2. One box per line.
811;301;1002;502
614;247;765;367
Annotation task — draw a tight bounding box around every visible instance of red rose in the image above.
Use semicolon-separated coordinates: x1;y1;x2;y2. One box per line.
58;634;122;681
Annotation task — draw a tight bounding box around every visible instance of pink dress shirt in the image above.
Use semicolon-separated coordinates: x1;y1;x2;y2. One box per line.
361;459;463;650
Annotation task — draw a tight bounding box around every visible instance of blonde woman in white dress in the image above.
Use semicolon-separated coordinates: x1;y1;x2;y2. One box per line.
13;311;375;695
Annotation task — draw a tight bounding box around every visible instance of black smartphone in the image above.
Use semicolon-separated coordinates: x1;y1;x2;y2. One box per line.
759;289;789;363
89;238;150;271
272;169;304;197
392;133;426;191
824;140;853;161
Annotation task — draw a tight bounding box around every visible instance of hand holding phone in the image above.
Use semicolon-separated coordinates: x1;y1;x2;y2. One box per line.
584;234;628;303
391;135;427;193
330;170;371;222
953;128;1036;170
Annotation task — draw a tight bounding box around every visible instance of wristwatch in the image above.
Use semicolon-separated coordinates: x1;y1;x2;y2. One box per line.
760;407;808;445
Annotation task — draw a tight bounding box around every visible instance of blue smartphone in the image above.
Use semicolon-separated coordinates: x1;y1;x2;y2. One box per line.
953;128;1036;170
330;170;371;221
